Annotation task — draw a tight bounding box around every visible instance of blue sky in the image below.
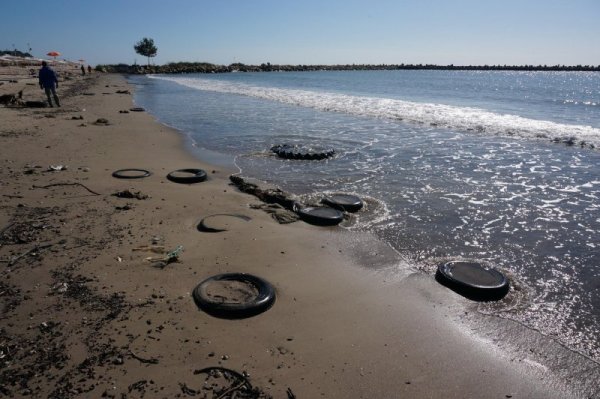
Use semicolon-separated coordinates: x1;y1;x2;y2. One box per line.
2;0;599;66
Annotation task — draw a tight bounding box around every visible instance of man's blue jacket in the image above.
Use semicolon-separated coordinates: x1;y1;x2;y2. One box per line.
39;66;58;89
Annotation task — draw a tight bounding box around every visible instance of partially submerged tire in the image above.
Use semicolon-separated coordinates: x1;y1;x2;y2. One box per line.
167;168;207;184
192;273;276;319
436;261;509;301
321;194;363;213
271;144;335;160
112;168;152;179
197;214;251;233
297;206;344;226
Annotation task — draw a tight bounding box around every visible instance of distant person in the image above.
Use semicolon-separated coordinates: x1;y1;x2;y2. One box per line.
81;65;86;75
87;65;92;74
38;61;60;107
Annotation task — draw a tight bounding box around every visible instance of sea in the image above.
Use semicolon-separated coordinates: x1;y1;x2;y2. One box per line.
128;70;600;364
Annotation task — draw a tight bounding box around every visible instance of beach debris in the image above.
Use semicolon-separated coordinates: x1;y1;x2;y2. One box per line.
167;168;208;184
8;242;53;267
93;118;109;125
0;90;23;106
112;168;152;179
297;206;345;226
229;175;300;212
192;273;276;319
197;213;252;233
436;260;510;301
321;193;364;213
129;350;159;364
115;204;132;211
116;90;131;94
33;182;100;196
229;175;302;223
130;107;145;112
145;245;184;268
111;189;149;200
250;203;299;224
119;109;130;113
47;164;67;171
128;380;149;395
50;282;69;294
70;115;84;120
271;143;335;160
186;367;270;399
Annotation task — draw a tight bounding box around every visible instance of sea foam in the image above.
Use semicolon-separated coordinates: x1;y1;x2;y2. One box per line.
149;75;600;147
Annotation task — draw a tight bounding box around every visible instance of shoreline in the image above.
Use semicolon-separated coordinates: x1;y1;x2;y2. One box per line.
0;70;598;398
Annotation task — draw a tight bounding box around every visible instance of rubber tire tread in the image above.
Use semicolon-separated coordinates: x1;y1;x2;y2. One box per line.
112;168;152;179
167;168;208;184
271;144;335;161
297;207;344;226
435;261;509;301
192;273;276;319
197;214;252;233
321;194;363;213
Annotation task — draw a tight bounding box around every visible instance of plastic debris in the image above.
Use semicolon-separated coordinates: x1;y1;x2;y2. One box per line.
145;245;184;268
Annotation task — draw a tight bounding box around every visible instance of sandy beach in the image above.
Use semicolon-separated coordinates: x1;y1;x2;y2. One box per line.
1;66;598;398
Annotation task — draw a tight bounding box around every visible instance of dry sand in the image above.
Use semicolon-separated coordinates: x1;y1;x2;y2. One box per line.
0;66;598;398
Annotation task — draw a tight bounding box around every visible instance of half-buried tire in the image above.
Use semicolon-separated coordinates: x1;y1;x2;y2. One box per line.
436;260;509;301
192;273;276;319
271;144;335;161
321;194;363;213
297;206;344;226
112;168;152;179
197;214;252;233
167;168;207;184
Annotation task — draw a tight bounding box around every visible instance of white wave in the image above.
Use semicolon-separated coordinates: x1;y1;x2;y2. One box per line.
148;75;600;147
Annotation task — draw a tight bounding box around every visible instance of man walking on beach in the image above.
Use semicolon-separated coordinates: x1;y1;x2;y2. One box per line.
39;61;60;107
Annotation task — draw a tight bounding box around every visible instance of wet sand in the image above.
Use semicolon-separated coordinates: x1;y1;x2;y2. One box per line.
0;67;597;398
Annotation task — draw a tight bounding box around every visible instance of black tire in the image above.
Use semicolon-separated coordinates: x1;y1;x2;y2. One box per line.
297;206;344;226
192;273;276;319
435;260;509;301
167;168;208;184
321;194;363;213
271;144;335;160
197;214;252;233
129;107;145;112
112;168;152;179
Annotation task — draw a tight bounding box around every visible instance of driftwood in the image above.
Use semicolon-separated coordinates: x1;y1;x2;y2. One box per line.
33;182;101;196
129;350;159;364
7;242;53;266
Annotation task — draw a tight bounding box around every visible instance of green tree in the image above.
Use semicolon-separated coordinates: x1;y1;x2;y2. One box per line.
134;38;157;66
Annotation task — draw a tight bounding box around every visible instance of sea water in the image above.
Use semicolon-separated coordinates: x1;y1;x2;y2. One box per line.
129;70;600;363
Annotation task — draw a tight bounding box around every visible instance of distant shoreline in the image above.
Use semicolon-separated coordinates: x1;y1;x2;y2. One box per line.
98;62;600;74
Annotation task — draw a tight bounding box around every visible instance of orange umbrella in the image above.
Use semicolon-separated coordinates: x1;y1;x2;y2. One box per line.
47;51;60;60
